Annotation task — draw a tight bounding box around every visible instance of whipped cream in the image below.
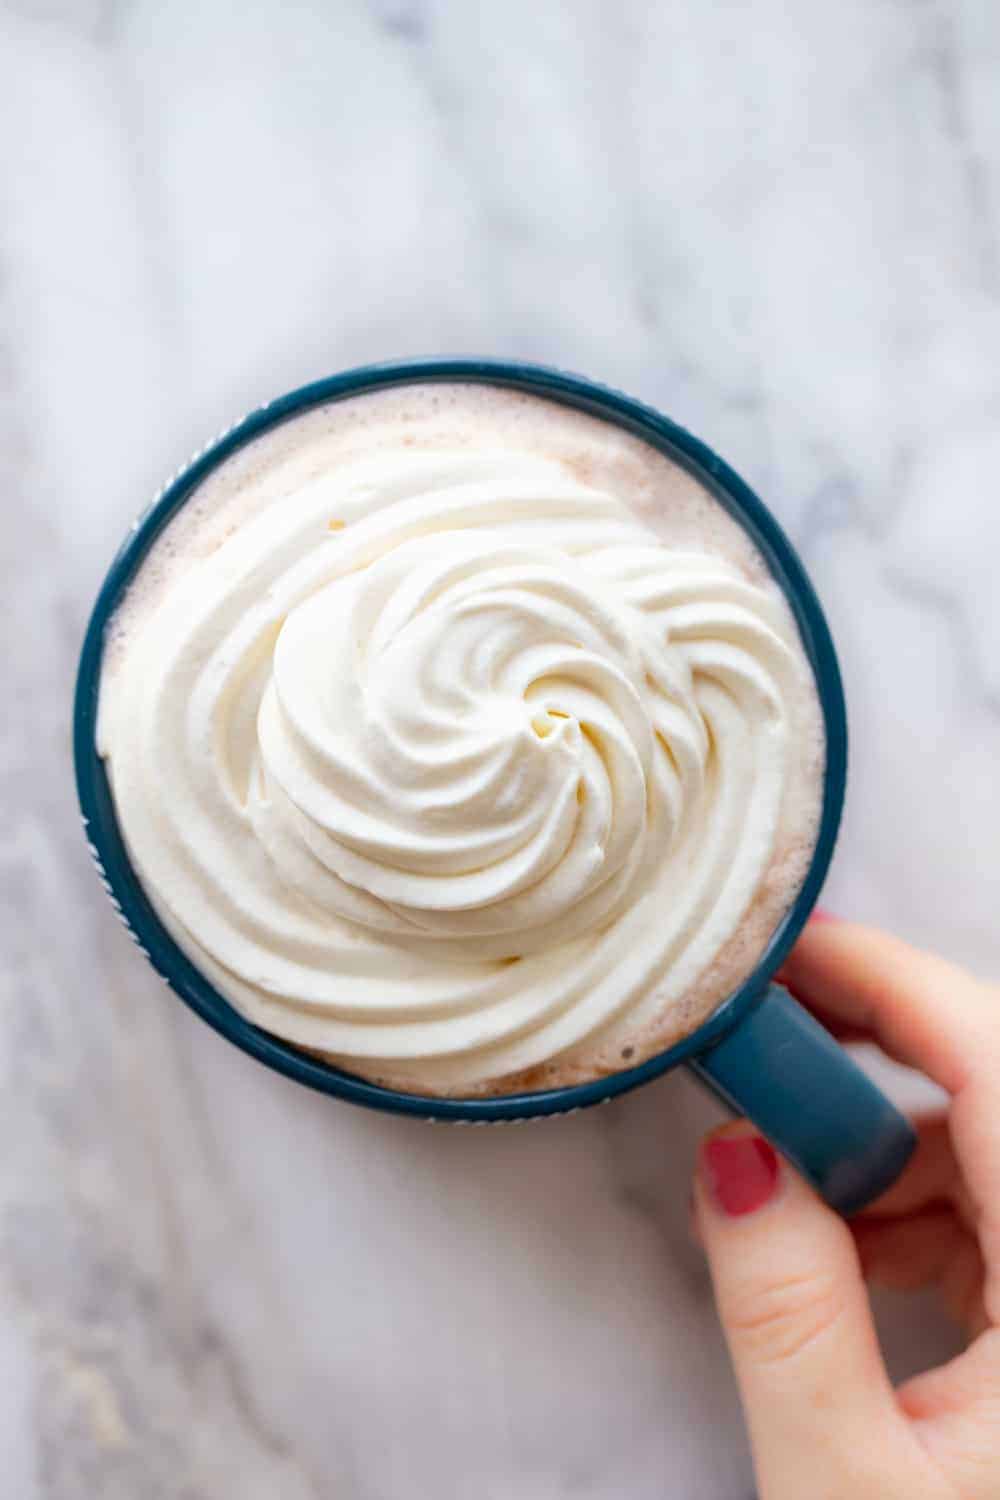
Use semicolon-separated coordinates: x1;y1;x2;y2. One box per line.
99;392;821;1093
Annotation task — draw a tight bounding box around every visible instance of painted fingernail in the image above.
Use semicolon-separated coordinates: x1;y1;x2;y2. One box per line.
810;906;838;924
701;1134;780;1217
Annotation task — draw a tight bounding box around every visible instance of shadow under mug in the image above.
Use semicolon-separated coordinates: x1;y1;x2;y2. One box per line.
74;358;915;1214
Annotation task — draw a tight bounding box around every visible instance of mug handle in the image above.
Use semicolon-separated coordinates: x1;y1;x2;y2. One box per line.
687;984;916;1215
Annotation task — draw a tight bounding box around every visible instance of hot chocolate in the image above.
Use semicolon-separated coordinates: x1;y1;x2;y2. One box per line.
98;382;824;1096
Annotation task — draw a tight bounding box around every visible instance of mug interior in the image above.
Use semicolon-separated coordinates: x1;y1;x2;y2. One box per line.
74;359;847;1121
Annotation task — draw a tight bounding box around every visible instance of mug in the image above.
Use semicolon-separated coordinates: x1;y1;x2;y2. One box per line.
74;358;915;1214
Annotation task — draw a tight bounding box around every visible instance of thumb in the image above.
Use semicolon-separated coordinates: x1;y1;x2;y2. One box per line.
694;1121;911;1499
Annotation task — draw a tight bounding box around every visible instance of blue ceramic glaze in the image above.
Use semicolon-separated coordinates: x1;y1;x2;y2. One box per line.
73;358;915;1211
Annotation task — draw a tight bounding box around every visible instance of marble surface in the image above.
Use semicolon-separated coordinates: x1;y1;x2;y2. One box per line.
3;1;998;1494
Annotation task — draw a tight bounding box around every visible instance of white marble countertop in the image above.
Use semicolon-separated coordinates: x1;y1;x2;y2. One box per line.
3;2;998;1495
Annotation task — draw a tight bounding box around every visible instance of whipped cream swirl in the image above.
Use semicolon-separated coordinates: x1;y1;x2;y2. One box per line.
100;447;805;1091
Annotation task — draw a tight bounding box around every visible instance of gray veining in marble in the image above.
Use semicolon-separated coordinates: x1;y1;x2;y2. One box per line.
2;1;998;1495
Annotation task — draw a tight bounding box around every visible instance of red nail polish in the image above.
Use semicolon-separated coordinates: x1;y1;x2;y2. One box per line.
702;1135;780;1216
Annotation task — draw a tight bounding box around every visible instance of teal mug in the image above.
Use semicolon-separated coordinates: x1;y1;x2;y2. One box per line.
74;358;915;1214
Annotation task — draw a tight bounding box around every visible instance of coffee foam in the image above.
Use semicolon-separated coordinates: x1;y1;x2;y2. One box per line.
104;382;825;1096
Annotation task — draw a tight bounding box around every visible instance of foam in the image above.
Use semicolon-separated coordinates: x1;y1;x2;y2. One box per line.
104;381;825;1096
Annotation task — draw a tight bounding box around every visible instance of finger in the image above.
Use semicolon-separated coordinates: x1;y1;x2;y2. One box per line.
780;922;1000;1314
852;1211;986;1332
778;920;992;1092
858;1115;971;1224
853;1209;963;1289
948;1083;1000;1319
939;1240;988;1337
693;1121;914;1497
898;1331;1000;1498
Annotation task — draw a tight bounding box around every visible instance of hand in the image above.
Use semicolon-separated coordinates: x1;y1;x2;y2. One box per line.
691;917;1000;1499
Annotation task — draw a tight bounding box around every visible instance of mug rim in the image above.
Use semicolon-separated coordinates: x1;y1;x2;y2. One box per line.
73;357;847;1121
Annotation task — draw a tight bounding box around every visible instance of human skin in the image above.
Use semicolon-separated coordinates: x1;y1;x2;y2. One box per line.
692;917;1000;1499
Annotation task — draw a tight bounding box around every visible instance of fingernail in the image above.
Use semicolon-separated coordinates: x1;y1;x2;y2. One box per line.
810;906;838;924
701;1134;780;1217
